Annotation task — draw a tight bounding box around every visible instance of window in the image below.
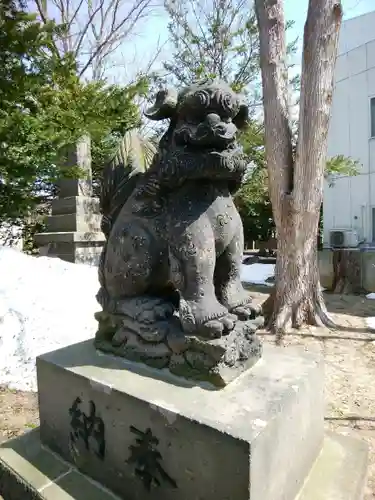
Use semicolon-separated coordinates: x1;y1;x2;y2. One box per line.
371;97;375;138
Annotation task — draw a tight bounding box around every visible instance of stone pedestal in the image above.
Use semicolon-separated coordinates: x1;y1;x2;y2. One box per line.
0;341;368;500
34;136;105;265
35;342;326;500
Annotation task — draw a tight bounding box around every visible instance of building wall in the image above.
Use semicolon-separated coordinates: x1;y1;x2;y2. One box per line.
323;11;375;246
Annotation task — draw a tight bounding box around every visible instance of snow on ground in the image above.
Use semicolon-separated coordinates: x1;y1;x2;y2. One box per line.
240;263;275;286
0;247;99;391
0;246;274;390
0;247;341;390
362;295;375;329
240;262;329;292
0;248;282;391
367;293;375;330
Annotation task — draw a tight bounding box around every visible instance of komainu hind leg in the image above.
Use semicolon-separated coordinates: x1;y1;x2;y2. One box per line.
103;222;161;302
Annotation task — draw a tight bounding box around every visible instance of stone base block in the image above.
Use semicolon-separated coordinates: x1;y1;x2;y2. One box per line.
36;341;328;500
48;245;103;265
34;232;105;265
51;196;100;216
0;430;120;500
34;231;105;245
45;213;102;233
0;429;367;500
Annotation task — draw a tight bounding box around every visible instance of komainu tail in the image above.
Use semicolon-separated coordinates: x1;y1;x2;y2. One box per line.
97;129;157;310
100;128;157;238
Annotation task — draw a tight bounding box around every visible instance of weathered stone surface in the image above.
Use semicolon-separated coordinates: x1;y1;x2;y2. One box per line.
34;234;105;265
45;213;102;233
94;310;262;386
34;135;105;264
34;232;105;244
0;429;121;499
0;428;367;500
56;135;93;198
35;341;330;500
51;196;100;216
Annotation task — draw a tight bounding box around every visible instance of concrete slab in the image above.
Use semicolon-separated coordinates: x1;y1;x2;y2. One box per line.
37;341;325;500
0;429;120;500
297;431;368;500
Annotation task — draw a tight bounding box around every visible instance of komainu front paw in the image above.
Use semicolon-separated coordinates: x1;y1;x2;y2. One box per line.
198;313;237;339
230;301;261;321
179;298;237;339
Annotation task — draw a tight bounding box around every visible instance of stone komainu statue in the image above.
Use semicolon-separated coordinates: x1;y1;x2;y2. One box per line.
95;79;263;386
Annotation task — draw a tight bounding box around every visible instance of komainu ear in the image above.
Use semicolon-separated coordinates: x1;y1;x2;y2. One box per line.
144;88;178;121
232;96;249;130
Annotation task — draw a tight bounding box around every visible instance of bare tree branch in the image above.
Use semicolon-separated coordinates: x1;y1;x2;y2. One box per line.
33;0;63;59
67;0;84;36
78;0;154;78
34;0;48;22
73;0;106;58
31;0;157;80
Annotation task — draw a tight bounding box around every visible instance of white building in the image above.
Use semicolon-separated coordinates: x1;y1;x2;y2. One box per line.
324;10;375;247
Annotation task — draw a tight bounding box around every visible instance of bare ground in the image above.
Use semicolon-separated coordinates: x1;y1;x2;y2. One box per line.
1;291;375;498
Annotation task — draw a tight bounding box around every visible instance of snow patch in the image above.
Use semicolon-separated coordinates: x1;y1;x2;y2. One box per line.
366;293;375;300
0;247;99;391
240;261;327;291
366;317;375;331
240;263;275;286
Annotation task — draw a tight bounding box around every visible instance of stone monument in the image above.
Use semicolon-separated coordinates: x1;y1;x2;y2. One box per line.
0;79;368;500
94;79;264;386
34;135;105;265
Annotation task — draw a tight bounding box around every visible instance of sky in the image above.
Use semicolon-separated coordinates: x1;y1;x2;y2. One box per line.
113;0;375;83
32;0;375;83
285;0;374;46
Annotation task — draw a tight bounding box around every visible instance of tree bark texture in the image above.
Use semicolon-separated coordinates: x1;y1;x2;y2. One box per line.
331;249;362;294
255;0;342;335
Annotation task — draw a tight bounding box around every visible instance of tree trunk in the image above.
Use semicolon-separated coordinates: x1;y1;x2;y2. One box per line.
255;0;343;336
331;249;362;294
262;206;336;337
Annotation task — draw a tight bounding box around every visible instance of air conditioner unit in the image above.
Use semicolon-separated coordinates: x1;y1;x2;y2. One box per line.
329;229;359;248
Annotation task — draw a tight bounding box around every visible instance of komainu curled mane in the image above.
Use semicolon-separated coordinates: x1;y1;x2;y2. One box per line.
95;78;264;386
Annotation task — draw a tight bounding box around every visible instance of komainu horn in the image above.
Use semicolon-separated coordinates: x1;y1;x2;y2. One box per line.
94;78;264;387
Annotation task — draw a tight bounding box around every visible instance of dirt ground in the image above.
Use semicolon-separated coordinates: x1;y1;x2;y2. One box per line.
1;291;375;498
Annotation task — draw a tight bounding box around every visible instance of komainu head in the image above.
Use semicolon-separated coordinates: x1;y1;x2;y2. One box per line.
145;78;249;152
